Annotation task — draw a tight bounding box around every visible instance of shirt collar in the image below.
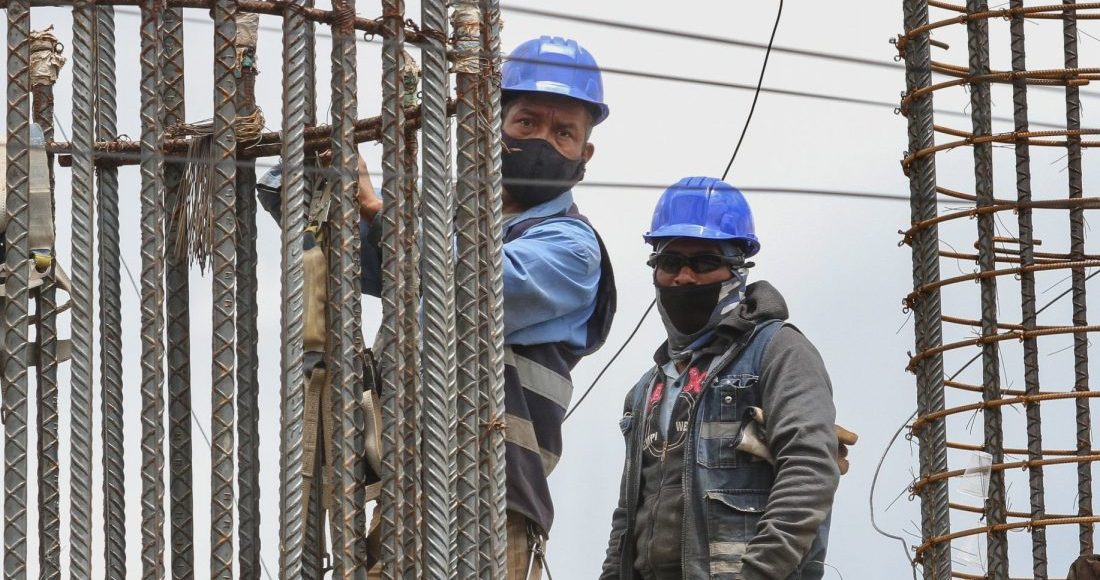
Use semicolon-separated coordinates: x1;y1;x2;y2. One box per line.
503;190;575;231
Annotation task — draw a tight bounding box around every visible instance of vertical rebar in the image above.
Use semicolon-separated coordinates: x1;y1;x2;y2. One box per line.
964;1;1008;574
160;4;194;578
1061;0;1095;556
139;0;168;576
210;1;238;577
280;0;309;575
450;4;490;577
1008;2;1048;576
2;0;30;576
234;19;262;580
420;1;462;577
479;1;509;570
235;151;261;580
67;2;96;578
401;120;425;580
31;56;61;580
94;6;129;578
378;0;408;575
900;0;951;577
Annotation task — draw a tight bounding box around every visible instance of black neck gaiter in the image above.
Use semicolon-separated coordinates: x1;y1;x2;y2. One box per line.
501;135;586;208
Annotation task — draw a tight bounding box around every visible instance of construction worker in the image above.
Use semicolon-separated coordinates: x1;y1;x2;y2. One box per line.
358;36;617;578
600;177;838;580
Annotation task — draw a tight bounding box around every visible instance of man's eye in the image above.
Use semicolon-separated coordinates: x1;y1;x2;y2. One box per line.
518;119;533;127
558;130;572;138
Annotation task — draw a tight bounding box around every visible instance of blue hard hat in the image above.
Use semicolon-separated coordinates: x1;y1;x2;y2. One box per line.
502;36;610;125
644;176;760;257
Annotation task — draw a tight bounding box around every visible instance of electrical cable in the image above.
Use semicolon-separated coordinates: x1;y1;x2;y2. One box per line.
563;0;783;422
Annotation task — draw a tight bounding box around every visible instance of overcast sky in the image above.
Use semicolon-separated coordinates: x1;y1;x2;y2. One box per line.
6;0;1100;577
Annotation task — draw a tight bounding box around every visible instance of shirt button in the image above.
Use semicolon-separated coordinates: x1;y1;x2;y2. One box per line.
723;395;733;404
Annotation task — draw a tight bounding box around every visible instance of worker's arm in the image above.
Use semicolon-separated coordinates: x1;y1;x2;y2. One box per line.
500;218;600;340
742;326;839;580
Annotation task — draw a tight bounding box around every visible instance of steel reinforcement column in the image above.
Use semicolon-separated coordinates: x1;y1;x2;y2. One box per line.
451;4;492;577
160;3;195;577
900;0;951;577
210;0;238;577
1008;1;1048;575
280;0;310;575
379;0;409;575
420;1;462;578
964;1;1009;573
478;1;508;570
66;1;96;577
3;0;31;576
138;0;168;575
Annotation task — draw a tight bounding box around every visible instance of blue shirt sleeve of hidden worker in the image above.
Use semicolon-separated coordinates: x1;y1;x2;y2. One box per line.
500;215;600;350
359;193;601;351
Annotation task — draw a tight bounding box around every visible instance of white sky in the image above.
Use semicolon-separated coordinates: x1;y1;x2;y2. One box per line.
6;0;1100;577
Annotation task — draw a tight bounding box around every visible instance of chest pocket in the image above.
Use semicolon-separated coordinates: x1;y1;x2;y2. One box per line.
696;374;759;469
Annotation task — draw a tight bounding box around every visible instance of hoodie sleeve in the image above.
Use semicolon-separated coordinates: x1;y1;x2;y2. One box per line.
742;326;839;580
600;387;638;580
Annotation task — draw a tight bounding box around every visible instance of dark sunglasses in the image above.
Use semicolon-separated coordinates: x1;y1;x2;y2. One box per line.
646;252;746;275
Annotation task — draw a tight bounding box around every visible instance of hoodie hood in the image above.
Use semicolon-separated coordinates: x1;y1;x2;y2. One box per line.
654;280;789;365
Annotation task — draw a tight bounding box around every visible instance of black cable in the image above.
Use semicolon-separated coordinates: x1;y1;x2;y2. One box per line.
564;1;783;422
723;0;783;180
567;299;651;422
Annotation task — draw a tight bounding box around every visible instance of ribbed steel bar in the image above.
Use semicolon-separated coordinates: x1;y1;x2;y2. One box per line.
279;0;309;574
420;0;462;577
67;1;96;577
2;0;31;575
479;1;509;571
1062;0;1095;556
401;121;425;580
327;70;348;580
235;35;262;580
139;0;168;576
31;75;61;580
210;1;238;577
327;0;366;572
235;152;261;580
336;2;369;568
900;0;951;577
160;4;194;578
1008;2;1048;576
450;3;488;577
965;1;1009;574
95;6;129;577
378;0;408;575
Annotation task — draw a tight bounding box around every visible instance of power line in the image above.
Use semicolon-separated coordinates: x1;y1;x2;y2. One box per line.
501;3;899;72
113;7;1071;130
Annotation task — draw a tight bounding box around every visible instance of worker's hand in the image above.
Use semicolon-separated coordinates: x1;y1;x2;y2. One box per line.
357;154;383;222
835;424;858;475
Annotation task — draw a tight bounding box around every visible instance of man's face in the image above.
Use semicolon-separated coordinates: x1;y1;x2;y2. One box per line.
502;93;596;163
653;238;734;287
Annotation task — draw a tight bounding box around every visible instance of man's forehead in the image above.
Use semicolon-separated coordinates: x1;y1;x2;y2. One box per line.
508;94;590;121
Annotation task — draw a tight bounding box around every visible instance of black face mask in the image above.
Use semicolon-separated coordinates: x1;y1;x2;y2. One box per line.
501;135;586;208
656;281;723;335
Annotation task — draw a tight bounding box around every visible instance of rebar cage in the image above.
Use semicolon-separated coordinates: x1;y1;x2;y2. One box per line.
901;1;1100;578
0;0;509;577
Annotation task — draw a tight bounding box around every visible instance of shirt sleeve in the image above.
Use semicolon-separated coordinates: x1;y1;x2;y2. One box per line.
501;217;601;340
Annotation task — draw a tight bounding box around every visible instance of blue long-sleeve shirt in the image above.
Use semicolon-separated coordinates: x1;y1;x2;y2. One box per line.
362;191;601;350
